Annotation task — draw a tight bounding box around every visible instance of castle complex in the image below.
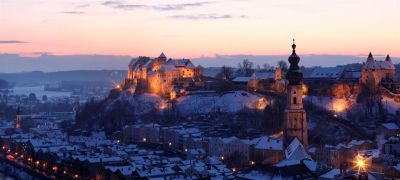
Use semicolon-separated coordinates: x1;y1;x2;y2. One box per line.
360;52;395;89
124;53;203;97
284;40;308;149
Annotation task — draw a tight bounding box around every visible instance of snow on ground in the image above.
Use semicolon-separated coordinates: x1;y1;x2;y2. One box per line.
109;90;267;115
11;86;72;98
107;92;166;115
176;91;267;114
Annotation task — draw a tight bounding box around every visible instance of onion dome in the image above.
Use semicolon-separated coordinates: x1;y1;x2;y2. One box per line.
286;39;303;85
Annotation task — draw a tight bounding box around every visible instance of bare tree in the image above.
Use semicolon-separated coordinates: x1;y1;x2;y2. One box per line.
262;63;272;72
237;59;254;76
218;65;234;80
277;60;288;71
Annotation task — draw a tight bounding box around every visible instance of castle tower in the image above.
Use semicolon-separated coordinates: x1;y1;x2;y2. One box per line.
385;54;391;62
283;39;308;148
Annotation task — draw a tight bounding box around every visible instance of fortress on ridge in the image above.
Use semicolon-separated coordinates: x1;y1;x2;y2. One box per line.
123;53;204;97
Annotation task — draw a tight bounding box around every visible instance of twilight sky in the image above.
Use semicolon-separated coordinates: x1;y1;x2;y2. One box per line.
0;0;399;59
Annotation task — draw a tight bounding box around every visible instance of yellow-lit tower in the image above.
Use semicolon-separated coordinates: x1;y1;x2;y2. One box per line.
283;40;308;148
15;106;22;129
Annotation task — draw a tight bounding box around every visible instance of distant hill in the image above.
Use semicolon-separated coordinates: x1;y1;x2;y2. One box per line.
0;70;127;85
1;53;398;73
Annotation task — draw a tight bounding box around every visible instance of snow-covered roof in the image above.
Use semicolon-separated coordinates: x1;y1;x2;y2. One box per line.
308;67;344;79
253;72;275;79
382;123;400;130
253;136;282;151
319;169;340;179
364;53;395;70
105;165;136;176
232;77;251;83
236;170;273;179
342;71;362;79
166;59;195;68
220;136;238;144
159;65;177;71
365;60;395;70
285;138;312;161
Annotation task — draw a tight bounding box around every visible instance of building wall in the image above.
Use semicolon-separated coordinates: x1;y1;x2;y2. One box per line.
360;68;395;87
177;67;195;78
284;84;308;148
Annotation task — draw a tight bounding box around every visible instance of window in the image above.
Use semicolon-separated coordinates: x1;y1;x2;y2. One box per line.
293;91;296;94
293;97;297;104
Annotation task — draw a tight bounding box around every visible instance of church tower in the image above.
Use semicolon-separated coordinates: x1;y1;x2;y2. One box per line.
16;106;22;129
283;40;308;148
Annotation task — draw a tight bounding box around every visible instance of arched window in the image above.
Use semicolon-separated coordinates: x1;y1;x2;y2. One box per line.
293;97;297;104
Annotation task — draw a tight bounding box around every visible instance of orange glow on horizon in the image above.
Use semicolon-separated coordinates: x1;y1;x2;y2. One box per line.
1;1;399;57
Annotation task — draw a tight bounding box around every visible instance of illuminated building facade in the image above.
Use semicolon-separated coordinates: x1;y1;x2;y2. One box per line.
360;52;395;89
125;53;203;96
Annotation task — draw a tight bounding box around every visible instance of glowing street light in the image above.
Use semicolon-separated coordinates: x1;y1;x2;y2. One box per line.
354;154;367;173
52;166;58;172
143;138;147;142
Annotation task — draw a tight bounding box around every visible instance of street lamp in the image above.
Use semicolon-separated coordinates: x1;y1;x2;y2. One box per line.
354;154;367;173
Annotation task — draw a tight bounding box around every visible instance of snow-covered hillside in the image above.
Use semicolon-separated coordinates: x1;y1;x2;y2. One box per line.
176;91;267;114
106;90;267;116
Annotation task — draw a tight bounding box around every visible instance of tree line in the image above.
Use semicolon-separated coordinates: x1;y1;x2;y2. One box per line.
217;59;288;80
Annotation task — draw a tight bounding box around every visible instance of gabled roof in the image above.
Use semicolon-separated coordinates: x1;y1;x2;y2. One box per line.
342;71;362;80
129;56;151;67
308;67;344;79
232;77;251;83
166;59;195;68
285;138;312;161
159;65;177;71
253;136;283;150
253;72;275;79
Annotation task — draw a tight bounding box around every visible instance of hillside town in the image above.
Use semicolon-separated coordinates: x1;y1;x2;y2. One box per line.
0;40;399;179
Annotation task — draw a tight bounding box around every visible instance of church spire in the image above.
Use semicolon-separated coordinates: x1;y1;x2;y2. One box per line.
386;54;391;61
292;39;296;53
286;39;303;85
367;52;374;62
